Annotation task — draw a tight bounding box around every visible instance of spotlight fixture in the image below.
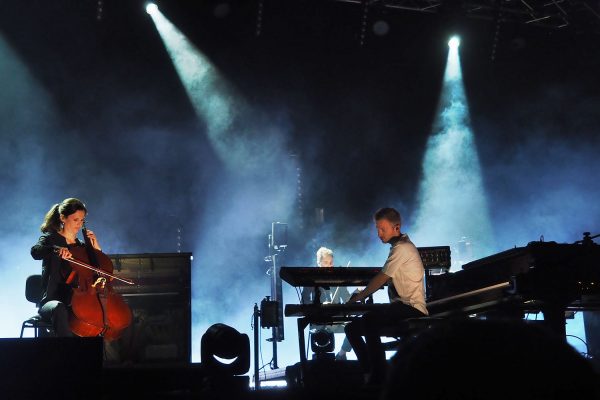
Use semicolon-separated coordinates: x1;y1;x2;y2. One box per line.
213;2;232;18
145;2;158;15
372;20;390;36
201;323;250;376
310;328;335;354
448;36;461;49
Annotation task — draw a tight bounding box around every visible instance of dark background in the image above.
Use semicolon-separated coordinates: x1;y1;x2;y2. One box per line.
1;0;599;362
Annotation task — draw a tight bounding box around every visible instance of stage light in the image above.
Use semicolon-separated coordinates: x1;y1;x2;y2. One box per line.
201;323;250;376
372;20;390;36
310;328;335;354
213;2;232;18
146;4;249;169
448;36;460;49
145;3;158;15
411;31;493;270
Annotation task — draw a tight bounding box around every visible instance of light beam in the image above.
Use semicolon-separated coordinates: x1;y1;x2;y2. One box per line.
146;8;300;368
147;6;273;171
411;37;494;269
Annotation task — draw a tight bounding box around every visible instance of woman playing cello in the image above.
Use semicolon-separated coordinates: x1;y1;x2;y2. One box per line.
31;197;104;337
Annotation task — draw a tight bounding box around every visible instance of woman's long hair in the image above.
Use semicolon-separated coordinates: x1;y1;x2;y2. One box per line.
40;198;87;233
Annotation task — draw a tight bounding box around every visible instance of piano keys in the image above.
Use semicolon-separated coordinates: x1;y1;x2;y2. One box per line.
285;302;390;318
280;267;380;288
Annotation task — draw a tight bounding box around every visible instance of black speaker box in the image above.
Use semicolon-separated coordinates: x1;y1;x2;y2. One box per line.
286;359;363;390
0;337;103;400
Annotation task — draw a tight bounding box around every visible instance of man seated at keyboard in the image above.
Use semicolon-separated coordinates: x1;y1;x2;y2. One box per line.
345;207;428;384
301;246;353;360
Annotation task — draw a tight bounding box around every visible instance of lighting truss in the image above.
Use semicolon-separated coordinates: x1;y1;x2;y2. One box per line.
332;0;600;30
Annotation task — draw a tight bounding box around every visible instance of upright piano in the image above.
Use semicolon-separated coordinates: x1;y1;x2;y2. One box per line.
107;253;192;364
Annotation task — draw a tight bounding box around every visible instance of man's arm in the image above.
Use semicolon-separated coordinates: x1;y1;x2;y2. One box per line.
347;272;390;303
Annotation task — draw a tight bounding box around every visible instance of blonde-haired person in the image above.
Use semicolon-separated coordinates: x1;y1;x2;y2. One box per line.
301;246;353;360
301;246;336;304
316;246;334;267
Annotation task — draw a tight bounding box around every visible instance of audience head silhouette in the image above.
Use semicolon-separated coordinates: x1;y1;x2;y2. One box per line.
382;319;598;400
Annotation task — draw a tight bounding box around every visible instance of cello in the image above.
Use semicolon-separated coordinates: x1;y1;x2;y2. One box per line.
64;225;134;341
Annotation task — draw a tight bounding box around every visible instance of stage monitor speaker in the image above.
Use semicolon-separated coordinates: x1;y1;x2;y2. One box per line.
0;337;103;399
286;359;363;390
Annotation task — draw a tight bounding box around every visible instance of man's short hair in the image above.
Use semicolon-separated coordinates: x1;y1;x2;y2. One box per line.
374;207;402;226
316;247;334;266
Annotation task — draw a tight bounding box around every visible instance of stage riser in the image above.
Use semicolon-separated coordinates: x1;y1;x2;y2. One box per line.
0;337;103;399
